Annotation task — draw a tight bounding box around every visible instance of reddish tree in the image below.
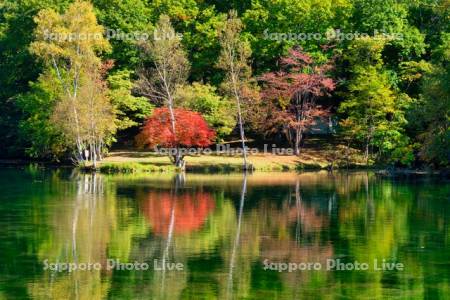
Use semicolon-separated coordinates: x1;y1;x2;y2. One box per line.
260;48;335;155
137;108;216;168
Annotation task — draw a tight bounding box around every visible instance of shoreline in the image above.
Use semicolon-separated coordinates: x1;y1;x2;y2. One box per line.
0;153;447;177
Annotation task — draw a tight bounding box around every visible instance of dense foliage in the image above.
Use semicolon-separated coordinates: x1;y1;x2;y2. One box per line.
137;108;216;148
136;107;215;167
0;0;448;167
260;49;336;155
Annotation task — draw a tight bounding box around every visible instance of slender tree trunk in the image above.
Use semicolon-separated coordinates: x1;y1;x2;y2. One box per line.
92;143;97;169
51;56;84;165
167;96;177;137
232;75;248;170
236;100;248;170
294;128;303;156
96;142;102;161
167;92;183;170
294;93;304;156
159;192;175;297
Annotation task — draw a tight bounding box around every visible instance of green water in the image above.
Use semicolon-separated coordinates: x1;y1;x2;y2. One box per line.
0;168;449;300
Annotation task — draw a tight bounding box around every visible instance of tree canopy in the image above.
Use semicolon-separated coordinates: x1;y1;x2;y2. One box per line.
0;0;448;168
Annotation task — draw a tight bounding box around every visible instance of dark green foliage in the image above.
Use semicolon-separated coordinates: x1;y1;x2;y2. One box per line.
414;34;450;166
93;0;152;69
107;69;154;131
0;0;70;157
15;75;67;159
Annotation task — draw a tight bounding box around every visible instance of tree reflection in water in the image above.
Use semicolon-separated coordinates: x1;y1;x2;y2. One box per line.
0;170;443;299
226;173;247;300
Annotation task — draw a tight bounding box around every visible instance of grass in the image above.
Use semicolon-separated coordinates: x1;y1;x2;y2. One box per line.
86;137;370;174
99;152;315;173
93;144;369;174
97;162;177;174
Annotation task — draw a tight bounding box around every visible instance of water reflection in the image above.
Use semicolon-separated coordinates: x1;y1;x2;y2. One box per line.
0;170;448;299
226;173;247;300
29;172;113;300
142;191;215;235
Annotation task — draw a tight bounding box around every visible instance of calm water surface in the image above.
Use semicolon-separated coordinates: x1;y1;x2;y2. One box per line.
0;168;449;299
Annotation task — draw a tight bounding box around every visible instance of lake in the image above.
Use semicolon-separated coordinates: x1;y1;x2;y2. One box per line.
0;168;449;299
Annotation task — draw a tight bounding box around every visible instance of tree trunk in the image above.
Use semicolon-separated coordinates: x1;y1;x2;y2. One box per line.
172;148;185;171
92;143;97;169
365;139;369;166
237;108;248;170
234;91;248;170
175;158;185;171
230;65;248;170
294;128;302;156
96;142;103;161
294;93;304;156
168;103;177;137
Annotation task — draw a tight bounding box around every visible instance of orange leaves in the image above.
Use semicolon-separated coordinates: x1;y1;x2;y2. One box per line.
137;108;216;148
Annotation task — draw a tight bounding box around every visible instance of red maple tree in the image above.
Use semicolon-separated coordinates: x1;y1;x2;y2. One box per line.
260;48;335;155
137;108;216;167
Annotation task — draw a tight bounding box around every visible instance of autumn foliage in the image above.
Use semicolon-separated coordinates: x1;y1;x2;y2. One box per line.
260;48;335;154
260;49;335;101
137;108;216;148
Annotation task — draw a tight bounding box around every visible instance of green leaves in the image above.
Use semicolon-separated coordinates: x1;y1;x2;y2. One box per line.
93;0;152;68
415;34;450;166
30;1;110;69
107;69;153;130
15;76;67;159
339;37;414;165
175;82;236;141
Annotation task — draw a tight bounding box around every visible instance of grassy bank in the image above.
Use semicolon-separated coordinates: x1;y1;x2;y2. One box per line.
94;148;369;174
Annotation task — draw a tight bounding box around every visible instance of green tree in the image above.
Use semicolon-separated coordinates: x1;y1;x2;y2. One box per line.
93;0;152;69
107;70;153;132
405;0;449;50
181;6;226;84
149;0;199;24
52;65;116;167
217;10;253;169
339;37;414;165
175;82;236;141
15;73;67;160
416;34;450;167
351;0;426;62
148;0;227;83
30;0;114;165
242;0;352;73
136;15;190;169
0;0;70;157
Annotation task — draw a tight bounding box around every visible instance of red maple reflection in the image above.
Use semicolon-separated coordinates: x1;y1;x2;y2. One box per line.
142;191;215;235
